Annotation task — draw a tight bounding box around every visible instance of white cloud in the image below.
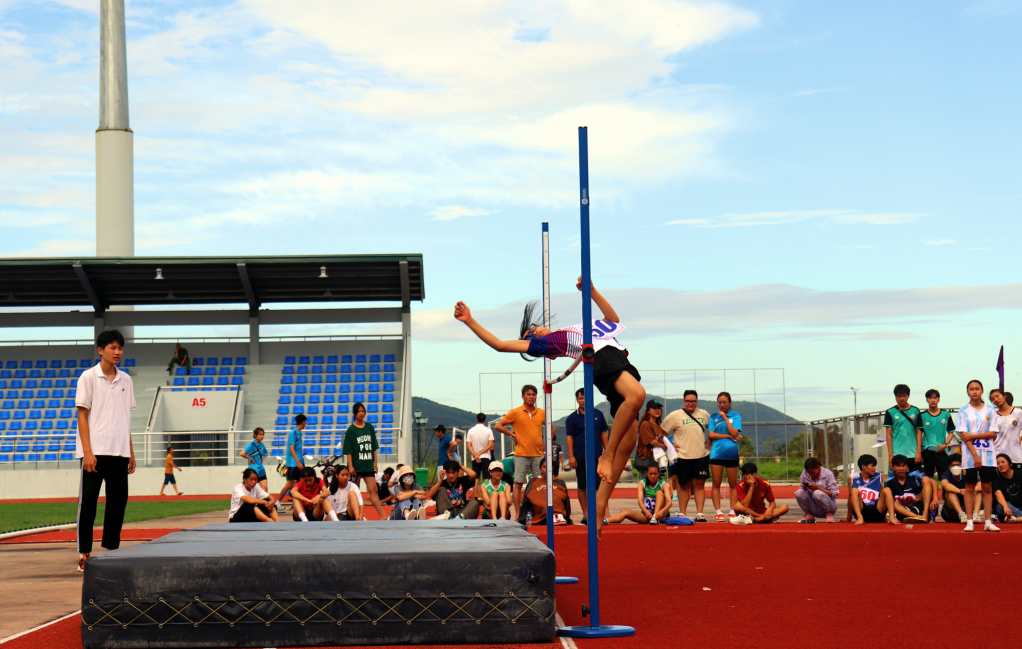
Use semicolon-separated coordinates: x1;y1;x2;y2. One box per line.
431;205;494;221
666;210;921;228
9;238;94;257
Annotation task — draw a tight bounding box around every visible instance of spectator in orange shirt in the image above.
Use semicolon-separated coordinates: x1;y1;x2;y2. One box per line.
494;384;552;519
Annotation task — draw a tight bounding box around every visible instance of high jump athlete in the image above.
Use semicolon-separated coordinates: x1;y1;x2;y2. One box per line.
454;277;645;537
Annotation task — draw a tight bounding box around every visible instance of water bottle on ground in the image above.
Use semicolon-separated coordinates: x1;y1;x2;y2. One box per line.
526;511;532;527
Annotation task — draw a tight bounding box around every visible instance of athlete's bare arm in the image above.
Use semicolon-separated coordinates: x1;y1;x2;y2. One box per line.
454;302;531;353
576;277;618;323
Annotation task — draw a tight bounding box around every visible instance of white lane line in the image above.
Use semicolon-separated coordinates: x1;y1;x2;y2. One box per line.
555;613;578;649
0;610;79;645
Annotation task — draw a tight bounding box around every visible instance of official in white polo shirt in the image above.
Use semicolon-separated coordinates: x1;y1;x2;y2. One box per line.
75;330;136;572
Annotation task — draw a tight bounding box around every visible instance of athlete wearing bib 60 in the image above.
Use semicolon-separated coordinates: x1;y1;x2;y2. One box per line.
848;454;892;525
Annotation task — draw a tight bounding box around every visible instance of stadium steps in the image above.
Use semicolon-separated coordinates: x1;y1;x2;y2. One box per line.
239;364;285;433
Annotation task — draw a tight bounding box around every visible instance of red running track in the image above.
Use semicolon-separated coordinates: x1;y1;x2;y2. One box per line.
6;523;1021;649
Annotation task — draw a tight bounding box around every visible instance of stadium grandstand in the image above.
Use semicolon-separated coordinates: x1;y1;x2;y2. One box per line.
0;255;422;493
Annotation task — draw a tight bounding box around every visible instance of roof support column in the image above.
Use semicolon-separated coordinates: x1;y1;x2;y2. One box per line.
93;313;105;344
249;315;260;366
398;261;412;468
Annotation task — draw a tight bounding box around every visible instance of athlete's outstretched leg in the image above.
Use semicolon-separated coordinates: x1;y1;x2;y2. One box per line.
595;371;644;538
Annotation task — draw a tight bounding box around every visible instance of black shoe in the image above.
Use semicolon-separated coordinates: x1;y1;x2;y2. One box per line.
580;518;588;525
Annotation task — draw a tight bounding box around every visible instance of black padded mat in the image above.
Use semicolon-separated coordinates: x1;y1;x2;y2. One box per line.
82;520;556;648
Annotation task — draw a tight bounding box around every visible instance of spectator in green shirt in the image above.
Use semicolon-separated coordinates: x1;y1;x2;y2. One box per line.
920;388;956;481
167;343;190;375
884;384;924;475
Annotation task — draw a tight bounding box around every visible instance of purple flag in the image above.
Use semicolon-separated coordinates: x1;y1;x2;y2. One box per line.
996;345;1005;391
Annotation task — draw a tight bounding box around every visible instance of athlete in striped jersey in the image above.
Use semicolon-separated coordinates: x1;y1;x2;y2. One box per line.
455;277;646;538
959;379;1000;532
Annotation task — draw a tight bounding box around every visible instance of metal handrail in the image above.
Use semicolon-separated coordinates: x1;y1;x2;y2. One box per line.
0;334;402;347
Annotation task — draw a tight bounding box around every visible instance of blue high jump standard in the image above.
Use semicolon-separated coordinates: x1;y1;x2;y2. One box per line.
556;127;635;639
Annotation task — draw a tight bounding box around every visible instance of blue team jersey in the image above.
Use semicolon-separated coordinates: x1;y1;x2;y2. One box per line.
285;427;304;467
245;440;268;474
708;411;742;461
852;473;883;507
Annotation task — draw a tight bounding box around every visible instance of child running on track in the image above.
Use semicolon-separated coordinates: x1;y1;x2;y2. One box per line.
454;277;645;537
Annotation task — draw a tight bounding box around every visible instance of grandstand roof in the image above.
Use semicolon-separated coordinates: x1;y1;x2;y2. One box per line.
0;255;424;310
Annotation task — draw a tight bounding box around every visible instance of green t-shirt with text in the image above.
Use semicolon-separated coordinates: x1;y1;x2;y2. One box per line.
342;422;379;475
884;406;923;458
920;409;956;451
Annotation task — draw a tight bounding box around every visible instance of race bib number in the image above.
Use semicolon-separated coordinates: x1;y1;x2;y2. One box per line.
974;438;991;449
591;320;625;339
859;488;879;506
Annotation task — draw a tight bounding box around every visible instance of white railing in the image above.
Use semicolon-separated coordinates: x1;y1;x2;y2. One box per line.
0;334;403;347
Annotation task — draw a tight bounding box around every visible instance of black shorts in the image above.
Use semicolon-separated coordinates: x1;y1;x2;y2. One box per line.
230;501;271;523
285;466;302;481
941;503;962;523
593;347;641;418
575;458;588;491
861;504;886;524
671;456;710;484
633;456;655;475
709;458;739;469
472;459;491;481
356;471;376;479
921;449;949;480
894;502;924;521
964;466;996;484
163;473;176;485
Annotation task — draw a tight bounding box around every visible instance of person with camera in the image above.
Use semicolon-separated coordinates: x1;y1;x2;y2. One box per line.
731;462;788;525
794;457;839;523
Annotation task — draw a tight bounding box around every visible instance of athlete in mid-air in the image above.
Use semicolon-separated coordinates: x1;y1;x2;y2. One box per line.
454;277;645;537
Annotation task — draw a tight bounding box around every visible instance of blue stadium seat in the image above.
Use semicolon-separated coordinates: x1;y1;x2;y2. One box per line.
383;394;394;402
383;404;393;412
41;421;53;430
188;377;200;386
218;377;229;386
308;406;319;415
123;359;135;367
338;415;349;425
47;438;59;450
33;360;44;368
203;367;215;375
341;355;352;363
63;359;75;368
231;377;243;385
340;374;351;383
383;414;394;423
322;415;334;426
193;358;203;366
311;385;322;394
26;421;38;430
10;380;22;388
1;402;11;410
355;365;366;373
297;376;308;384
0;381;5;389
43;370;55;379
299;356;310;364
176;367;187;376
340;364;351;373
8;422;19;432
207;357;218;366
292;406;304;414
282;366;294;374
354;384;365;393
370;354;381;363
234;367;245;375
367;404;378;413
384;373;395;381
278;396;291;405
281;376;293;385
294;395;306;405
309;395;321;404
367;415;378;424
190;367;201;375
218;367;230;375
3;361;13;369
59;452;73;461
236;357;246;366
368;384;379;393
25;380;37;389
384;354;395;362
68;388;76;398
384;364;395;372
73;369;84;378
338;404;350;413
173;378;185;386
276;417;288;426
59;409;72;418
14;370;25;379
221;357;232;366
71;420;77;429
338;395;349;404
339;385;350;394
277;406;288;415
79;360;91;368
369;374;380;382
56;420;68;430
325;365;337;375
295;385;307;394
324;385;336;394
202;377;214;386
279;385;292;394
296;365;308;375
17;399;29;408
43;409;56;419
284;356;296;365
324;395;335;405
28;370;40;379
356;355;366;363
307;416;318;425
322;405;334;414
58;369;70;378
355;374;366;383
310;375;322;385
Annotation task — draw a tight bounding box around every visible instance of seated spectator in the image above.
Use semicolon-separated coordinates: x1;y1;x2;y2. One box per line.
848;454;890;525
939;453;968;523
390;465;428;520
795;457;840;523
518;458;571;526
291;467;340;522
377;466;396;506
229;468;279;523
609;464;672;525
166;342;190;376
327;465;365;521
882;455;930;524
388;463;404;500
480;461;512;519
428;460;480;520
731;462;788;525
993;453;1022;523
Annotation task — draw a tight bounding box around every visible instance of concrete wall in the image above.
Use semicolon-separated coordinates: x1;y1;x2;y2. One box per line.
0;465;293;500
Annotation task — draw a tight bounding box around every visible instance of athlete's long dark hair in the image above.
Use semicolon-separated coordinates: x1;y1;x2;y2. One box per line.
519;301;542;362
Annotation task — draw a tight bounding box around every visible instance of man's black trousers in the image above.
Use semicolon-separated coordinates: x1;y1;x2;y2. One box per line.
77;455;129;554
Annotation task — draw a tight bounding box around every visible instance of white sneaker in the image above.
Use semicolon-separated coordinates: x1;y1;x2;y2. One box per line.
984;519;1001;532
648;517;659;525
959;512;968;524
417;507;428;520
963;520;974;532
424;500;436;508
972;512;983;523
434;511;451;520
729;514;752;526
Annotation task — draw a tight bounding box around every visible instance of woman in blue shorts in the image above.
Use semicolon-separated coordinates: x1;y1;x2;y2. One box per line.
240;427;269;492
708;392;742;522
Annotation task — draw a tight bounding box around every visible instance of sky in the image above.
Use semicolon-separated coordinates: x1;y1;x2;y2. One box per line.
1;0;1021;421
